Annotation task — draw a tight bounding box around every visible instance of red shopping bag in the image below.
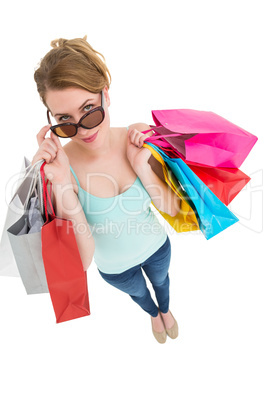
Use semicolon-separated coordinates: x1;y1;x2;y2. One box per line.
185;162;251;205
40;162;90;323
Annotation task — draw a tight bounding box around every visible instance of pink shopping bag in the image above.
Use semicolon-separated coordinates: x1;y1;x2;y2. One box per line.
150;109;258;168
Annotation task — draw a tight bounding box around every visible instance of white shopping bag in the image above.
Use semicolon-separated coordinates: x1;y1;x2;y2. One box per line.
0;158;44;276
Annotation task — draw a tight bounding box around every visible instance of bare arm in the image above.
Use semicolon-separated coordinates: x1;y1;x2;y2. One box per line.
135;163;181;217
128;123;181;217
32;125;95;271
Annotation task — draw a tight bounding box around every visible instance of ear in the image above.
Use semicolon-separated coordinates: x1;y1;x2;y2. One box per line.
103;85;111;107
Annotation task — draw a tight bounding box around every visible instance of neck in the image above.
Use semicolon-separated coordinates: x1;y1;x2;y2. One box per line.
76;128;114;160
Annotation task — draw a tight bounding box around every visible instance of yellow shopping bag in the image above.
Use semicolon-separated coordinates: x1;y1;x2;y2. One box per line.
144;143;199;233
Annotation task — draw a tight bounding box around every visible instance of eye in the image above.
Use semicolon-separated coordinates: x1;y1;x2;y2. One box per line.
84;104;94;112
59;115;70;122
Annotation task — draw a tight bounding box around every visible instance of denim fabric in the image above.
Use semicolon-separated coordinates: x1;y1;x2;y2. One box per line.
98;235;171;317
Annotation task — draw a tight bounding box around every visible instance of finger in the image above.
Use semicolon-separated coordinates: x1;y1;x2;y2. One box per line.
129;129;140;145
50;131;64;149
45;144;57;160
139;134;150;147
46;140;58;154
37;124;51;147
131;131;145;148
41;151;55;164
127;128;133;145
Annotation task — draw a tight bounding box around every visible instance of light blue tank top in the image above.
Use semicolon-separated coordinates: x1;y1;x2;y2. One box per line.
69;130;167;274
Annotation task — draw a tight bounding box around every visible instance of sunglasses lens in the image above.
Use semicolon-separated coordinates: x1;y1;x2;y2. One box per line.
82;109;104;129
53;125;77;138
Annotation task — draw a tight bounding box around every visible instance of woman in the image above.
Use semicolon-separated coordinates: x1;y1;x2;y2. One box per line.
32;36;179;343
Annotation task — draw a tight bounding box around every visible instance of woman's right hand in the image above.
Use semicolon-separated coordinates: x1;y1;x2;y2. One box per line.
31;125;72;185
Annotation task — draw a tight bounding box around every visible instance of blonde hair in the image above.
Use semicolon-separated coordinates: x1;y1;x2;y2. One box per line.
34;36;111;106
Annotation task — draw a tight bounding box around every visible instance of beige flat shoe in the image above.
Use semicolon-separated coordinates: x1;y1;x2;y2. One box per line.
151;316;167;344
162;311;179;339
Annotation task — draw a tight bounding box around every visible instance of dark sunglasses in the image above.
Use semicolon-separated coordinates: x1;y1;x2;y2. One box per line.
47;91;105;138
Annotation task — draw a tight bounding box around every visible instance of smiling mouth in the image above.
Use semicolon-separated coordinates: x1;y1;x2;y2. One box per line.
81;131;99;142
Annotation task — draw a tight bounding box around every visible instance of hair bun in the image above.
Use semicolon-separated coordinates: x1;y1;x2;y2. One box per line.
50;36;88;49
50;38;68;49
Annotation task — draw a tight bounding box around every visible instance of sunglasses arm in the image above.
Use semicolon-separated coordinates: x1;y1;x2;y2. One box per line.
47;110;52;125
101;90;105;107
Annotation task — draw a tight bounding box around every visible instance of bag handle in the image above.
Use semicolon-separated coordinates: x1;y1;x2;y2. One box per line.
12;159;45;208
141;130;183;158
142;129;182;143
40;162;55;221
142;128;197;140
30;159;45;217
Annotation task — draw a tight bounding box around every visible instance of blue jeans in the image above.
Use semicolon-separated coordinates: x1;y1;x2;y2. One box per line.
98;236;171;317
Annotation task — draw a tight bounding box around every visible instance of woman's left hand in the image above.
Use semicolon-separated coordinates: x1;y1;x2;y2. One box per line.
126;128;152;172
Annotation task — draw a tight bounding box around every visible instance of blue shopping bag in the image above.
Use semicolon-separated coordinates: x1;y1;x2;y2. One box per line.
147;143;239;239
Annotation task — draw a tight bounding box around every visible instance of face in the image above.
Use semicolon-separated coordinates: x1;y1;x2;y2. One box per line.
45;86;111;147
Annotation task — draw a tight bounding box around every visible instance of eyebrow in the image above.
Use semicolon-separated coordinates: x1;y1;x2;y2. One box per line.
54;99;95;117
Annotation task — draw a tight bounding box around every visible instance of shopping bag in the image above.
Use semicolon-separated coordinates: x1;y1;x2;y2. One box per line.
7;188;49;295
145;143;239;239
40;162;90;323
144;143;200;233
149;109;258;168
185;162;251;205
143;129;252;205
0;158;44;276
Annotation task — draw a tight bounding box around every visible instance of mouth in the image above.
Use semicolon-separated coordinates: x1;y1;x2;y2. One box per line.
81;131;99;143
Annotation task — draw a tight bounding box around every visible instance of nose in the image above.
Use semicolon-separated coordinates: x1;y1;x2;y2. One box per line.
77;126;90;136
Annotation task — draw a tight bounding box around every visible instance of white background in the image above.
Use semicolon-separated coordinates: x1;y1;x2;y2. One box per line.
0;0;267;401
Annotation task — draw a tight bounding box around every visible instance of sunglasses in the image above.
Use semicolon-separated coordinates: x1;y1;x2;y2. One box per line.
47;91;105;138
